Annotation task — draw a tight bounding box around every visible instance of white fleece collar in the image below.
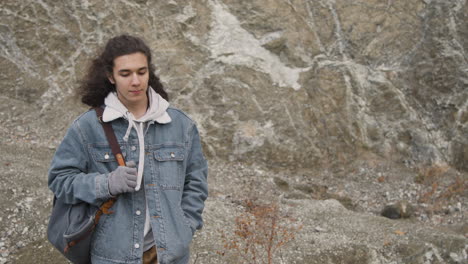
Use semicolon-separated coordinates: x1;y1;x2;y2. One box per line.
102;87;171;124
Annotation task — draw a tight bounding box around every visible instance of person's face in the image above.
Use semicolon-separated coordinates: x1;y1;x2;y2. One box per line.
108;52;149;108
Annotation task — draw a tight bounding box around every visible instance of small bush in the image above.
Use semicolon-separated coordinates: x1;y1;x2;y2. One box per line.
415;164;467;215
414;164;450;185
217;199;302;264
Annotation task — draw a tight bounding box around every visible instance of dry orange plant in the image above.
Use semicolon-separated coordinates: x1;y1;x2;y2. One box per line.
217;200;302;264
416;164;467;214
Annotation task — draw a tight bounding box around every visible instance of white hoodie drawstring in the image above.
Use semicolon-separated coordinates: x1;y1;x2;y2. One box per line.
144;121;154;136
123;112;134;142
134;122;145;191
122;112;146;191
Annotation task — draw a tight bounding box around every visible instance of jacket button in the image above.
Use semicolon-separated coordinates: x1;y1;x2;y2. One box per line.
134;243;140;249
131;146;137;151
170;152;175;158
136;210;141;215
104;153;110;159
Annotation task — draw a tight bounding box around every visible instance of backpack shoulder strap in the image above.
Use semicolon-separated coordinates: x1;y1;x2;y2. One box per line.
94;107;126;166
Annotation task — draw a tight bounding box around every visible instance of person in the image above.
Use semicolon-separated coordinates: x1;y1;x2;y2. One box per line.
48;34;208;264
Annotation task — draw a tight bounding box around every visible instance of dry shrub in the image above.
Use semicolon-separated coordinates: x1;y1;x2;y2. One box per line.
415;163;467;214
415;163;450;185
217;199;302;264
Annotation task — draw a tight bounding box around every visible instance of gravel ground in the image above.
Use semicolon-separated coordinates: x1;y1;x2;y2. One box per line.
0;97;466;263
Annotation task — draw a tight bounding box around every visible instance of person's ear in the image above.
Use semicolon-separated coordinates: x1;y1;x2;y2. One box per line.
108;74;115;84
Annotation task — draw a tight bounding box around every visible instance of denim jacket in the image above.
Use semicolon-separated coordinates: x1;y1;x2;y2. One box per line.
48;107;208;264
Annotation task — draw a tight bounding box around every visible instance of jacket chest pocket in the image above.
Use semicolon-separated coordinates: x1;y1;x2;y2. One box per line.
90;146;127;173
153;147;185;190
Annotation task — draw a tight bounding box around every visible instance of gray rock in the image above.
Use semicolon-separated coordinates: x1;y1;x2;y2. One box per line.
1;1;467;263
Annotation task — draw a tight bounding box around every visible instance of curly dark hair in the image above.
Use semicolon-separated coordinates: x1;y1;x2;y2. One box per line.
79;34;168;107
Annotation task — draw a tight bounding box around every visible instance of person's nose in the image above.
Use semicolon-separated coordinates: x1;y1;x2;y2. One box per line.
131;73;140;86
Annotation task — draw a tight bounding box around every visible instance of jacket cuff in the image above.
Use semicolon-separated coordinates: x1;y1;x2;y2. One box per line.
95;173;113;200
188;217;198;236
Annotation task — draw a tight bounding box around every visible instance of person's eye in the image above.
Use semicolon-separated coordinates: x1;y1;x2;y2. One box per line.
120;73;130;77
138;70;147;75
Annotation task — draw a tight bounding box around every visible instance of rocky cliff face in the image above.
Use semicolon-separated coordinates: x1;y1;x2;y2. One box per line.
0;0;466;263
2;0;467;171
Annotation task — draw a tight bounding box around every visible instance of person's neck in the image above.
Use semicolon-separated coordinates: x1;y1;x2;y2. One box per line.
126;99;148;119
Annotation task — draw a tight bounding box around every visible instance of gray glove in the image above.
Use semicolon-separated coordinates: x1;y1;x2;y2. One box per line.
108;161;137;196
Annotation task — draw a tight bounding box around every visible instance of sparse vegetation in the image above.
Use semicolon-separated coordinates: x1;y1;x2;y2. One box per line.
217;199;302;264
414;163;450;185
415;164;467;215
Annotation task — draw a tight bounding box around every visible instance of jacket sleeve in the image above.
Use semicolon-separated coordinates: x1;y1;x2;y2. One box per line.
181;123;208;235
48;120;113;206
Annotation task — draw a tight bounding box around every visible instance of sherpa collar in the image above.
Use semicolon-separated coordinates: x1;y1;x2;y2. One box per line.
102;87;171;124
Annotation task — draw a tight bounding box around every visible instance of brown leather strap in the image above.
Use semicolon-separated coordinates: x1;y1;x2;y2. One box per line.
93;107;126;219
94;107;126;166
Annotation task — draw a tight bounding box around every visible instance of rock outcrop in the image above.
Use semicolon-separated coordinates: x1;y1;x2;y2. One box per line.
0;1;466;263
